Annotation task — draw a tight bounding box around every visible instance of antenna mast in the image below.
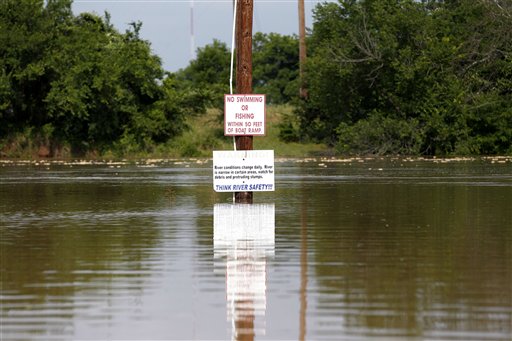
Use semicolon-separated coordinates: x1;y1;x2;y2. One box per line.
190;0;195;60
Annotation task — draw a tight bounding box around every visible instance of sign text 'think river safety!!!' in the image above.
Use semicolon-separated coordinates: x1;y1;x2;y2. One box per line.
213;150;274;192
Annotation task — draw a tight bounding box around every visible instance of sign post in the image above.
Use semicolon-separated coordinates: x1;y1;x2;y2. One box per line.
213;0;275;203
235;0;254;203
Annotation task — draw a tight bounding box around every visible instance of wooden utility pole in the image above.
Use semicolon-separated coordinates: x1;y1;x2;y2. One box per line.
235;0;254;204
298;0;307;98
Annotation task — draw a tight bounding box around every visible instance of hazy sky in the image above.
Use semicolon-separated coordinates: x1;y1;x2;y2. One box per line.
72;0;334;72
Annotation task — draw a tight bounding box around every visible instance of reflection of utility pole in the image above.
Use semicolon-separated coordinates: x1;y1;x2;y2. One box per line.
299;190;308;340
229;252;259;341
235;0;254;204
214;204;275;341
298;0;308;98
234;300;255;341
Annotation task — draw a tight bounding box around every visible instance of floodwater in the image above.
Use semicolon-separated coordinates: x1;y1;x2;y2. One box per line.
1;157;511;340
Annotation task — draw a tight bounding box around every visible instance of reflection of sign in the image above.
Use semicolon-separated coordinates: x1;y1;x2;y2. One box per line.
225;94;266;136
213;150;274;192
213;203;275;249
213;203;275;340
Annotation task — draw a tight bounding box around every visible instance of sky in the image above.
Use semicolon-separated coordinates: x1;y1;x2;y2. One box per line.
72;0;334;72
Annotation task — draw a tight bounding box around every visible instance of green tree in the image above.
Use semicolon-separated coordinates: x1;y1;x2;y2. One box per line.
299;0;512;155
176;39;230;108
302;0;438;148
1;0;205;155
176;33;301;107
252;32;300;104
44;14;168;152
441;0;512;154
0;0;73;138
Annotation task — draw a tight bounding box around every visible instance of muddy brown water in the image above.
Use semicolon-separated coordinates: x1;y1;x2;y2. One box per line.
1;157;511;340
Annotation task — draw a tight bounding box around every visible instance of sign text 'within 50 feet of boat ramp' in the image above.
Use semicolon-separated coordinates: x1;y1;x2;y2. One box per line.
224;94;266;136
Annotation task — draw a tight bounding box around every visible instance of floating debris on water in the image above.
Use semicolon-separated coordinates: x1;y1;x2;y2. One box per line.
1;156;511;168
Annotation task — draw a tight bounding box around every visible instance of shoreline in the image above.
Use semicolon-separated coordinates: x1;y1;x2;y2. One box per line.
1;155;511;167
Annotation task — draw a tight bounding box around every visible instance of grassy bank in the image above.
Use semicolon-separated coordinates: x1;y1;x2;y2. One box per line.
165;104;329;158
1;105;329;159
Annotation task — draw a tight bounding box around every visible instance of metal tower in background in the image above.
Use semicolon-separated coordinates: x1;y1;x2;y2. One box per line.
190;0;195;60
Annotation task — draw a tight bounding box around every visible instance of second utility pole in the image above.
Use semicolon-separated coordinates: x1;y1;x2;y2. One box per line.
298;0;307;98
235;0;254;204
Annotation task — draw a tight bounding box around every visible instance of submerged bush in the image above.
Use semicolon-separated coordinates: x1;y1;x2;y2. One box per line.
336;113;423;155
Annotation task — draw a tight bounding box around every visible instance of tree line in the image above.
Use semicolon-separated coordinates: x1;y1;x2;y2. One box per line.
303;0;512;155
1;0;209;156
1;0;511;157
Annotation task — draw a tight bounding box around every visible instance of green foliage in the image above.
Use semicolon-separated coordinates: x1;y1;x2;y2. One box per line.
299;0;512;155
176;33;301;108
1;0;206;156
3;0;509;158
175;40;230;109
336;112;422;155
252;32;300;104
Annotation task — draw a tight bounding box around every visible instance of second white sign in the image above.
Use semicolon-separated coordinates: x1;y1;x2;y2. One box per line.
213;150;274;192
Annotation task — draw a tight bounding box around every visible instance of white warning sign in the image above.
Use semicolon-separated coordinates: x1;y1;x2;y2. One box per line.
213;150;274;192
224;94;266;136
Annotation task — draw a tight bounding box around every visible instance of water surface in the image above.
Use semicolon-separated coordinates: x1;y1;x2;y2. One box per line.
1;157;511;340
